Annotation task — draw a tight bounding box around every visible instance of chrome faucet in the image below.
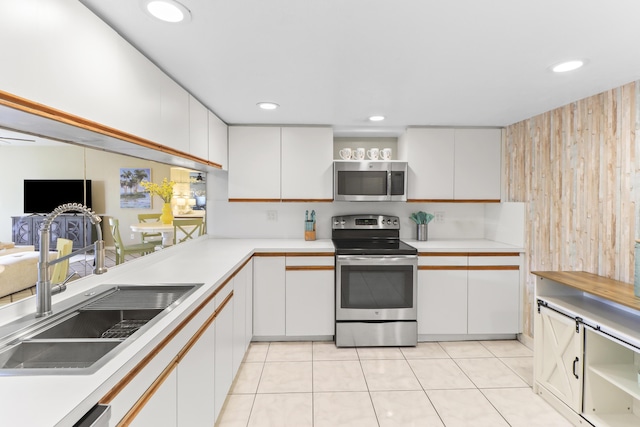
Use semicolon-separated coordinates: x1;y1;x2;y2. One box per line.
36;203;107;317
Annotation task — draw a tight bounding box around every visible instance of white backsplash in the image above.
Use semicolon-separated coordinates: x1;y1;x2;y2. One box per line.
207;170;524;244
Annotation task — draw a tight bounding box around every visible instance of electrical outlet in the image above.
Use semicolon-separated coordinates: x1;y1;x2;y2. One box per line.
434;211;445;223
130;233;135;240
267;210;278;221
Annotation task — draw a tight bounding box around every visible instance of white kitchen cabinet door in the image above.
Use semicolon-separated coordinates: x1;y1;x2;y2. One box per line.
535;306;584;412
189;95;208;160
281;127;334;200
130;369;178;427
243;261;254;348
418;269;468;335
253;256;286;337
228;126;281;200
453;128;501;200
214;299;234;420
285;269;334;336
208;110;228;169
232;272;246;376
467;269;520;334
177;321;215;427
160;73;190;153
401;128;455;200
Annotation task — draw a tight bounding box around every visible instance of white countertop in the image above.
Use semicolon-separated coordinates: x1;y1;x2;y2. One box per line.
0;236;520;426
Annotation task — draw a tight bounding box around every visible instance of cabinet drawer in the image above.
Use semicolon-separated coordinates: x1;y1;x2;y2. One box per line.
468;255;521;267
286;254;334;267
419;254;467;267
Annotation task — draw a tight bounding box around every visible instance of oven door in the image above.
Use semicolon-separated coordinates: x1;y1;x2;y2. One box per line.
336;255;417;321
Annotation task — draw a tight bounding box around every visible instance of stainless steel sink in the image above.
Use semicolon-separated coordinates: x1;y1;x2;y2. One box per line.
32;309;163;340
0;283;203;375
0;340;121;369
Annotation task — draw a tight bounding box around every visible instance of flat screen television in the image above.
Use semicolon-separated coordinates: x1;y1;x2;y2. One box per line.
23;179;92;214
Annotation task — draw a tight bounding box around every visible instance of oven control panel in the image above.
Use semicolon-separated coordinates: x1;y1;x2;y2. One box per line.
332;214;399;230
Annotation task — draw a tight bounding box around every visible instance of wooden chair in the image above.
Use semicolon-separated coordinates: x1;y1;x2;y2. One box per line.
50;238;73;285
108;218;156;265
173;218;204;244
137;213;163;244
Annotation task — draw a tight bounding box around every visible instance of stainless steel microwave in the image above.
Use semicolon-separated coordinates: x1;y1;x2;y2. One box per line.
334;161;408;202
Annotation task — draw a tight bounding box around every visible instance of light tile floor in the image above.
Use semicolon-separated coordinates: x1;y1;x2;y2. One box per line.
216;340;573;427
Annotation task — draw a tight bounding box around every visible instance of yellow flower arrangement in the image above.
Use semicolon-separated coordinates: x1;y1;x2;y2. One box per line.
140;178;175;203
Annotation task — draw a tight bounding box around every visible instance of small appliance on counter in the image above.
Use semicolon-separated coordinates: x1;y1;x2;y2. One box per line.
332;214;418;347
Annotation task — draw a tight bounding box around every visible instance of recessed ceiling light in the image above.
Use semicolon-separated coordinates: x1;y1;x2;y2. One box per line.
144;0;191;23
257;102;279;110
551;60;585;73
369;115;385;122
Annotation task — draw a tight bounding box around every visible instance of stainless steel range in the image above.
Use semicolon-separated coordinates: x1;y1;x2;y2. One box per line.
332;214;418;347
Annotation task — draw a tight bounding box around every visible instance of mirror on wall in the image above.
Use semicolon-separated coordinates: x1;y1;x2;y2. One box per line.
0;128;207;305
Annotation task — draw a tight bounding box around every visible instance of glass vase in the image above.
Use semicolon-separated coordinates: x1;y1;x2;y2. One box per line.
160;202;174;224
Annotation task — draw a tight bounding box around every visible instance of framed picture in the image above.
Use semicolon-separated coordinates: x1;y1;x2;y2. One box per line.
120;168;151;208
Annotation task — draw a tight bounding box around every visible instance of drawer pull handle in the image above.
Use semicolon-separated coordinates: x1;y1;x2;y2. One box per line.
572;357;579;379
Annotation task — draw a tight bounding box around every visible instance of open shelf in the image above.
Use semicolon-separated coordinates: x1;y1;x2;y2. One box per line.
589;364;640;400
584;413;640;427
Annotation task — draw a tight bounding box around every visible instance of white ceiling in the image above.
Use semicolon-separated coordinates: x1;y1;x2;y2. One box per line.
79;0;640;136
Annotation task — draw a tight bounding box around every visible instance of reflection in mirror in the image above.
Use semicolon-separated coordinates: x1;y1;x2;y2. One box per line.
0;131;206;307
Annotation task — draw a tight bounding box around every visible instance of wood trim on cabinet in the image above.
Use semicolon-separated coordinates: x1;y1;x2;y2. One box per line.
407;199;501;203
253;252;334;257
468;252;521;257
285;266;334;271
285;252;334;257
0;90;222;169
100;271;235;404
117;356;180;426
228;198;281;203
419;252;520;257
419;252;469;257
419;265;519;271
116;292;234;426
281;199;334;203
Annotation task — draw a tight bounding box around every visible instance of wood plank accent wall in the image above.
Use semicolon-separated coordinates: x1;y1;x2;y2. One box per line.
504;81;640;338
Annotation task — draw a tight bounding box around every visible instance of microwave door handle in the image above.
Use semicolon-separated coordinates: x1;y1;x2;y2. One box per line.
387;171;392;198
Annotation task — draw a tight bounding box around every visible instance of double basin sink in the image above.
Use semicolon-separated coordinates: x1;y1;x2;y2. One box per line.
0;283;202;375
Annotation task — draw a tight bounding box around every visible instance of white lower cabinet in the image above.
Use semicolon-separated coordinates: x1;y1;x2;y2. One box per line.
418;268;467;335
417;253;521;337
535;305;584;413
253;254;334;339
177;321;216;427
214;285;234;421
253;256;286;337
129;369;178;427
285;256;334;337
467;269;520;334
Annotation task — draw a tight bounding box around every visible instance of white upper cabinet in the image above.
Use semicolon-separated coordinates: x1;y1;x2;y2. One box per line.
281;127;333;200
453;128;501;200
208;111;228;169
401;128;455;200
189;96;208;160
400;127;501;201
159;74;190;153
228;126;333;201
228;126;281;200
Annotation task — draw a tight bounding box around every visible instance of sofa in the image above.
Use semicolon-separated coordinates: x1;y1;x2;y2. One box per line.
0;245;58;299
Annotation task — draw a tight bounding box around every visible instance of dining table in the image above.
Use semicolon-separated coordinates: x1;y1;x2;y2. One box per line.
130;222;174;247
